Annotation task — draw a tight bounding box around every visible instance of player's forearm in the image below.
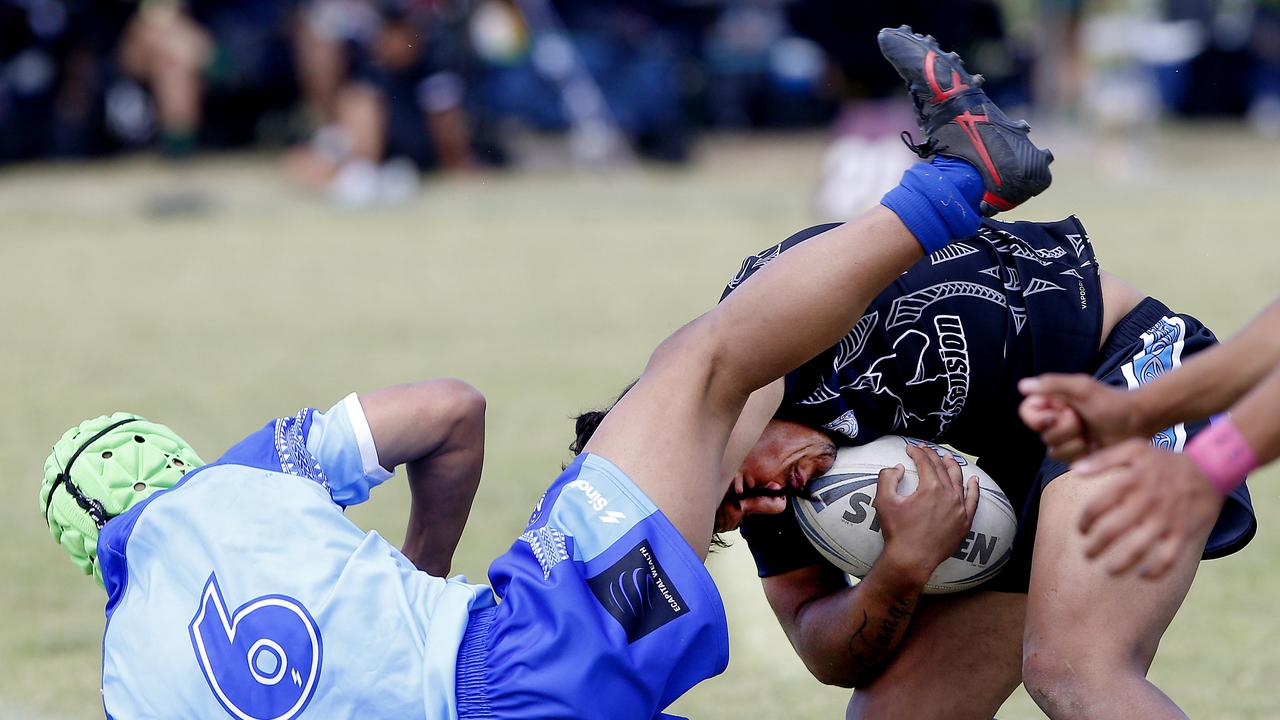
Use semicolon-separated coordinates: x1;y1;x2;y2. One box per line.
401;419;485;575
790;559;926;688
1225;357;1280;469
399;390;485;576
360;379;487;575
1131;299;1280;432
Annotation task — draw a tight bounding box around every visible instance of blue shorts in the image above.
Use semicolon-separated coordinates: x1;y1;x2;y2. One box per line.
454;454;729;720
987;297;1258;591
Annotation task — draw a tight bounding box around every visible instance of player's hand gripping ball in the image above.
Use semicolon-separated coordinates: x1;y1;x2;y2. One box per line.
794;436;1017;593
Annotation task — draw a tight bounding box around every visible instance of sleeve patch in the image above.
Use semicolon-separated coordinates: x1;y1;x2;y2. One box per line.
274;411;331;491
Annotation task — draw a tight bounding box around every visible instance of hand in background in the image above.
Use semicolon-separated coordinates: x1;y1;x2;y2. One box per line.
1019;374;1145;461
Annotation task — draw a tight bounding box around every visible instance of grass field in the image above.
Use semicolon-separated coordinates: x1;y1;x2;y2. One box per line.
1;128;1277;719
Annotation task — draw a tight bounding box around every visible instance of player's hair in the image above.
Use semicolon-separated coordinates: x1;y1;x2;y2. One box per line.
569;409;607;456
567;380;637;459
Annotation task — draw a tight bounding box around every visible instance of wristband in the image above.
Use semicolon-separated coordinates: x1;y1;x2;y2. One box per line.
1185;417;1258;495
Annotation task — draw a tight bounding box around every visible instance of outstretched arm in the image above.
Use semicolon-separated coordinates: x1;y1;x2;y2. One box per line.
765;446;979;686
1020;297;1280;460
1218;355;1280;469
1072;356;1280;578
358;379;486;576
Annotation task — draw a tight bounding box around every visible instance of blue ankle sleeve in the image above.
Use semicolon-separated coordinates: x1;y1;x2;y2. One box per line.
880;158;983;254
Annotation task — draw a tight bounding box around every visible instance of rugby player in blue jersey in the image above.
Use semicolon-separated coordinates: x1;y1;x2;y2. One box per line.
566;29;1257;720
41;28;1053;720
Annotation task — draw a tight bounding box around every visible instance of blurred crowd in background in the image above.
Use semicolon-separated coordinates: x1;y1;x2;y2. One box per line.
2;0;1278;208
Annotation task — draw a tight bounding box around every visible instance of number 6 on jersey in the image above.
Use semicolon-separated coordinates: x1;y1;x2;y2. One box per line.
189;573;323;720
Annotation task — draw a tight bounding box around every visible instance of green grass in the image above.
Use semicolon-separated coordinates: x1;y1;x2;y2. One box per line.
1;128;1276;718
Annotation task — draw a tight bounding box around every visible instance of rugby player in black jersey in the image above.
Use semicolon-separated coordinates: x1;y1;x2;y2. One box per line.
570;29;1257;720
715;220;1254;720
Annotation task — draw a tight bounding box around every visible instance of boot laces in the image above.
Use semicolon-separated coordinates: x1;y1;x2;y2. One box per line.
900;131;939;159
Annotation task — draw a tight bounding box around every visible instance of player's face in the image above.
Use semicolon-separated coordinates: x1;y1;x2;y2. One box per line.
714;420;837;533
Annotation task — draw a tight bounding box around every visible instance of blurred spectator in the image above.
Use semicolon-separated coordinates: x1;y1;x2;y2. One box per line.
288;0;479;206
188;0;300;149
1252;0;1280;134
5;0;1278;175
1150;0;1256;118
699;5;832;129
0;0;135;162
1035;0;1088;117
1;0;73;162
469;0;696;163
116;2;212;157
0;0;301;164
1080;0;1280;135
785;0;1028;219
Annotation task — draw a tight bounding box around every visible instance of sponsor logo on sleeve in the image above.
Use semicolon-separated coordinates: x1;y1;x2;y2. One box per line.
587;540;690;643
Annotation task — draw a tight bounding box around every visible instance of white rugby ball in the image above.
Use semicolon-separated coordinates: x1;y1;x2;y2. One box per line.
793;435;1017;594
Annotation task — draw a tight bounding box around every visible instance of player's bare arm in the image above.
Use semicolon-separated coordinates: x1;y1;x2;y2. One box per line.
358;378;487;576
1020;296;1280;461
589;25;1049;556
763;445;978;687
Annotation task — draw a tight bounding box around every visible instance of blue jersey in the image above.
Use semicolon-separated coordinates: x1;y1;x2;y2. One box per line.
96;394;494;720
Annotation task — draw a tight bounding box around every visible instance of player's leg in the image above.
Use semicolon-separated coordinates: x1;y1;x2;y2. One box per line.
586;206;931;556
585;29;1052;557
1021;470;1217;720
847;591;1025;720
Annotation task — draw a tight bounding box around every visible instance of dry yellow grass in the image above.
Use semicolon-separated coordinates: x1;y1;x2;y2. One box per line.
1;128;1276;718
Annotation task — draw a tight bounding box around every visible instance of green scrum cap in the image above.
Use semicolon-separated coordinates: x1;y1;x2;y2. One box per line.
41;413;205;587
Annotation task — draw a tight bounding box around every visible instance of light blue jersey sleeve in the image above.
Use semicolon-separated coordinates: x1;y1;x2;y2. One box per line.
306;393;394;506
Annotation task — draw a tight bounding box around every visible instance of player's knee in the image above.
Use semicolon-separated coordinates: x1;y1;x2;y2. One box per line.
1022;647;1087;718
1023;644;1131;720
643;320;725;395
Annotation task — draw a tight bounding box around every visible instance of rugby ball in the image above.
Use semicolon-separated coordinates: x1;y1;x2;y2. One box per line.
793;435;1017;594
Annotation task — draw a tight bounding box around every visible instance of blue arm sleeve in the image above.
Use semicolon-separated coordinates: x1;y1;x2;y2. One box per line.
306;393;393;506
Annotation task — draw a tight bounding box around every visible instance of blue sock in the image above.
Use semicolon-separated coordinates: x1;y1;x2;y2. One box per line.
880;157;984;254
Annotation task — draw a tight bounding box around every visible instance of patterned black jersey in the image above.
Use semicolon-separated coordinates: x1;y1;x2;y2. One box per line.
728;218;1106;584
721;217;1103;461
730;222;1256;589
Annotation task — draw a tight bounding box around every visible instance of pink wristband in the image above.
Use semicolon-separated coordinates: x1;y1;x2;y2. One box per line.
1185;418;1258;495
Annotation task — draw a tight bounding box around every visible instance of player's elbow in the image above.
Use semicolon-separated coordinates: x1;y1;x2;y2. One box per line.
790;607;889;689
802;657;861;688
798;651;885;689
420;378;487;431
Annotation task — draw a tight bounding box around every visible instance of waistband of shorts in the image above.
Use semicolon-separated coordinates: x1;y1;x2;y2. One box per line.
1098;296;1175;361
456;605;497;720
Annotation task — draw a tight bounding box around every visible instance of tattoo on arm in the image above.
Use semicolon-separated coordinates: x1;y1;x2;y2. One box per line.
845;596;917;671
